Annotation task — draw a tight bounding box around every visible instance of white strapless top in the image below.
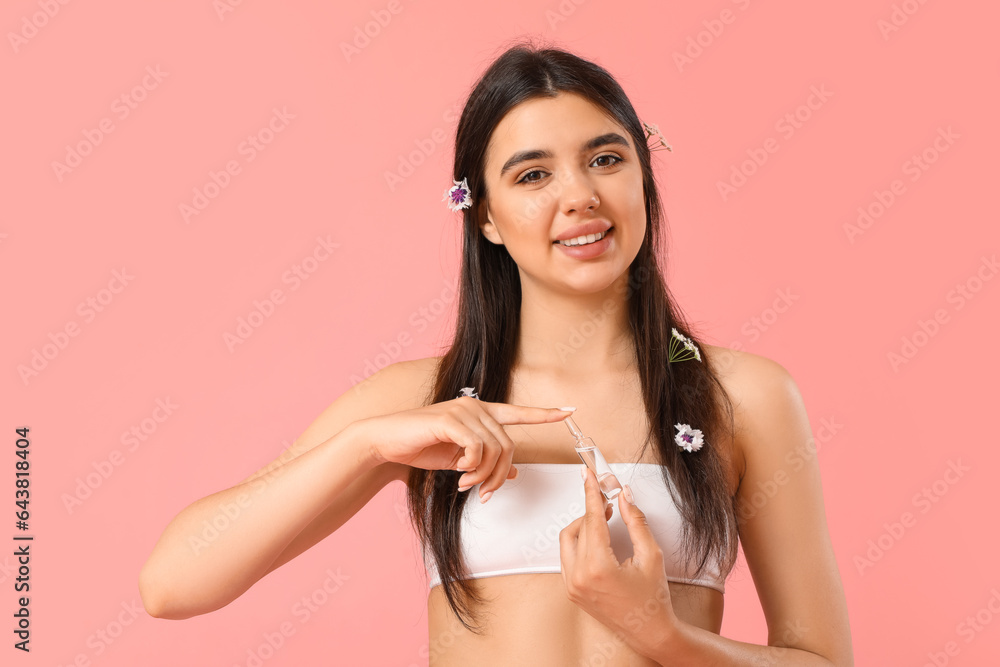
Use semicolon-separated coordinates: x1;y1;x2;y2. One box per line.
423;462;730;593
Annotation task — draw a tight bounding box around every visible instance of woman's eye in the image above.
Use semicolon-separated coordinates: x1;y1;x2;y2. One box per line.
515;156;622;185
593;154;623;168
516;170;545;185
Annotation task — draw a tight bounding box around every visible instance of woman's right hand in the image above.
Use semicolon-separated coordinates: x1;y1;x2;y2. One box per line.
356;396;575;499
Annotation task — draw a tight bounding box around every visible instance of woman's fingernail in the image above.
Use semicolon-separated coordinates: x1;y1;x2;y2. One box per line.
480;490;493;504
580;466;587;482
458;484;472;492
559;406;577;412
623;484;635;504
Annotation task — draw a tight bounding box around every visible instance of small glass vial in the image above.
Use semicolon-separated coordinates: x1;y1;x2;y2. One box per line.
563;416;624;500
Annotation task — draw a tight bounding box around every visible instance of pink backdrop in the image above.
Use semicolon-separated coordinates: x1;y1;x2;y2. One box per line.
4;1;998;665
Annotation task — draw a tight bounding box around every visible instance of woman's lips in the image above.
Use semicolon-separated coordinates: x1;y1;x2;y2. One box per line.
553;226;614;259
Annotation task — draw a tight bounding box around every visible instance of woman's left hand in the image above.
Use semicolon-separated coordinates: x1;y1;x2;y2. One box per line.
559;466;679;657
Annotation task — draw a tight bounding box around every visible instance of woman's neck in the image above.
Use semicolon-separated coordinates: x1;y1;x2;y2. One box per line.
514;282;635;376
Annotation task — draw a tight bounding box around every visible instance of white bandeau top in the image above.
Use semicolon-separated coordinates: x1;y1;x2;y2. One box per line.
423;462;730;594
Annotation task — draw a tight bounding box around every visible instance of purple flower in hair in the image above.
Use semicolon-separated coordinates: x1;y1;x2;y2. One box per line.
444;178;473;211
674;423;705;453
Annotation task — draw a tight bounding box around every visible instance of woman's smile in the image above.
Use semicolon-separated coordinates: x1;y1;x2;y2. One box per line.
554;226;615;259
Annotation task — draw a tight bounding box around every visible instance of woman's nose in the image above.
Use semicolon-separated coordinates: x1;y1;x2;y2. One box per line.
560;171;600;214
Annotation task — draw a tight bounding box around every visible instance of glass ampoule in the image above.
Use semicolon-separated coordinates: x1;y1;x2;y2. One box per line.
563;416;623;500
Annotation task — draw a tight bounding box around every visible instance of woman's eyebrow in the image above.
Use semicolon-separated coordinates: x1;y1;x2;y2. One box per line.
498;132;631;177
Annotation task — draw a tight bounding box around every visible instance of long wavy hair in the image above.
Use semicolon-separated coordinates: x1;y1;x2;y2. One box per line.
406;40;739;633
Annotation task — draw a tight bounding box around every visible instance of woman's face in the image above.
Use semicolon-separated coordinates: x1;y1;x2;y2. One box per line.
480;91;646;294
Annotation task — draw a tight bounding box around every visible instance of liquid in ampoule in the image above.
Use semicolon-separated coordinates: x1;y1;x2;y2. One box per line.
563;416;623;500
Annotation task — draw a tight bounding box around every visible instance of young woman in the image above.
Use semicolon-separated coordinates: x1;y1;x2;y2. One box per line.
140;42;853;666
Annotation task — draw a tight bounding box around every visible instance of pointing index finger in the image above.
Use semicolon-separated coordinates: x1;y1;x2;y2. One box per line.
481;403;577;426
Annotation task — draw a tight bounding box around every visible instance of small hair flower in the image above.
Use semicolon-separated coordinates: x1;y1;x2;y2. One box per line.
674;423;705;453
643;121;673;153
444;178;473;211
669;327;702;362
458;387;479;399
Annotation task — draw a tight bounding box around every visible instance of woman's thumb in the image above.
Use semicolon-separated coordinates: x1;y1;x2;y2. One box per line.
619;484;660;563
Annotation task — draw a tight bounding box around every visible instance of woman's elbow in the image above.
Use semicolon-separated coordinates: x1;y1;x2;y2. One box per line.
139;558;243;620
138;561;203;620
138;562;168;618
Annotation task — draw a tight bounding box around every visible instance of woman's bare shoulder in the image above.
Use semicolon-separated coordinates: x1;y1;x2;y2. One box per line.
702;347;850;662
347;355;441;401
283;357;444;488
702;345;810;446
355;356;444;482
701;343;802;482
366;355;443;406
701;344;792;403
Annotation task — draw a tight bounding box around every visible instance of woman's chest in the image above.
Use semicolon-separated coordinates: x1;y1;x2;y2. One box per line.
502;368;741;495
504;368;654;465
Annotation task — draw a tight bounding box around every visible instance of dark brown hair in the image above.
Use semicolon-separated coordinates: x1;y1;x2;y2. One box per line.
406;38;739;633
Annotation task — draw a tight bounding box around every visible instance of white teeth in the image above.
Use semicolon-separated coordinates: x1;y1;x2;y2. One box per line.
558;229;608;246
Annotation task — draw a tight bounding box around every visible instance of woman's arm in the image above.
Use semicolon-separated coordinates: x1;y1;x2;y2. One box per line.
642;351;854;665
138;361;425;620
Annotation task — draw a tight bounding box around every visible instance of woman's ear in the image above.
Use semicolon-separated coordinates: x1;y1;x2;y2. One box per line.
479;207;503;245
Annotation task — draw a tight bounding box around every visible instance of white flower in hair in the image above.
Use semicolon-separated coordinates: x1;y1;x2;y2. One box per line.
674;423;705;453
669;327;702;363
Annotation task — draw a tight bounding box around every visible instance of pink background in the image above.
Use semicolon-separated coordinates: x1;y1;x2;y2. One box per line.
3;1;998;665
